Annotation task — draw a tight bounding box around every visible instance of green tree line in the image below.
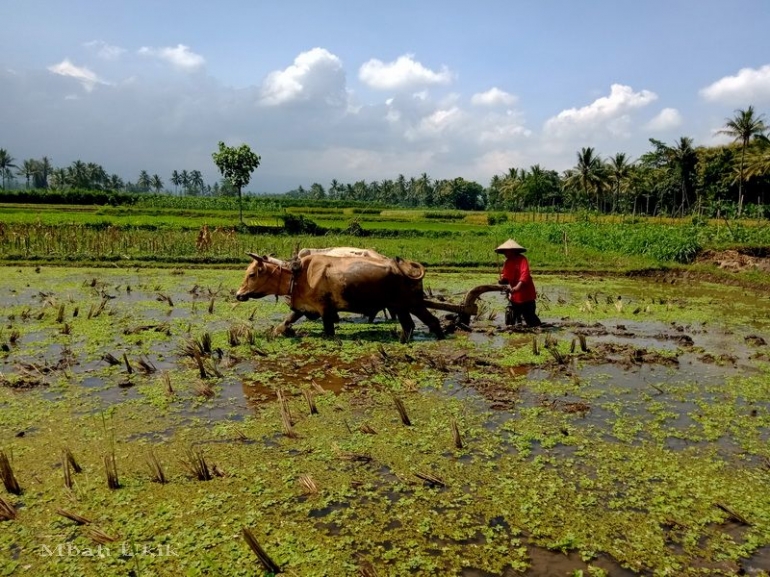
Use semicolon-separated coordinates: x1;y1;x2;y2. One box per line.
2;106;769;217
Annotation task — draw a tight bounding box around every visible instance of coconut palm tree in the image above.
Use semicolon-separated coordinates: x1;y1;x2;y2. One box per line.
34;157;52;189
718;105;768;216
180;170;190;194
150;174;164;193
0;149;18;189
608;153;633;213
17;159;41;189
171;170;181;195
668;137;698;215
137;170;151;192
68;160;89;189
189;170;204;195
563;147;609;211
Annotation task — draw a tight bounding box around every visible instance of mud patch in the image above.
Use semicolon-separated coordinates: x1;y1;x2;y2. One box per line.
696;249;770;273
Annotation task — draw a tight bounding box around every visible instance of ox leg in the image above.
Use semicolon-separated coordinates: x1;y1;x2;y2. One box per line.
411;305;445;340
275;310;304;337
322;311;337;337
396;311;416;344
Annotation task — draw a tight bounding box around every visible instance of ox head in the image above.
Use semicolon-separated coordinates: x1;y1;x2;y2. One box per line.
235;253;286;301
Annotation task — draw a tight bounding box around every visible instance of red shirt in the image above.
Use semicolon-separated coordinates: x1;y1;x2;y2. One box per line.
501;254;537;303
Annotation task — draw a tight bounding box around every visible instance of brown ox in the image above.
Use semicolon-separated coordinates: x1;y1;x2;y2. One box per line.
235;253;444;342
297;247;387;260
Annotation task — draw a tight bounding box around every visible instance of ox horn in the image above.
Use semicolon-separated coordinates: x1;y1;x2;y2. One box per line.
246;252;263;262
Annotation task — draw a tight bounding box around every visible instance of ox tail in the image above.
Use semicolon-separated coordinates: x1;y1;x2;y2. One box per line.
393;256;425;280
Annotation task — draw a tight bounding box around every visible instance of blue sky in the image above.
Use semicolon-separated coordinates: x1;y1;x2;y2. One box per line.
3;0;770;193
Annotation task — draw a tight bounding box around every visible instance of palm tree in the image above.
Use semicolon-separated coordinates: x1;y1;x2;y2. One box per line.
109;174;124;191
180;170;190;194
189;170;204;195
668;137;698;215
68;160;89;189
150;174;164;193
608;153;633;213
718;105;768;216
137;170;151;192
17;159;41;189
563;147;609;211
745;135;770;179
0;149;18;189
87;163;108;190
35;156;52;189
171;170;181;195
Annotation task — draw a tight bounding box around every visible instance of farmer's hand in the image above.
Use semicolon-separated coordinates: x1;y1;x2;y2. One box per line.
498;278;509;286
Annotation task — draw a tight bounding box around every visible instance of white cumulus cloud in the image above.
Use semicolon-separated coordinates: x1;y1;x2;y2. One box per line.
471;87;517;107
84;40;126;60
47;59;107;91
359;54;453;91
260;47;346;107
138;44;205;71
544;84;658;139
645;107;683;131
700;64;770;104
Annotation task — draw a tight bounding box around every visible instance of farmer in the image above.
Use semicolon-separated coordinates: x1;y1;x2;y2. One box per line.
496;239;542;327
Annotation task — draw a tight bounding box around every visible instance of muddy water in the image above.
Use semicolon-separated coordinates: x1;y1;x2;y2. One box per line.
2;267;770;576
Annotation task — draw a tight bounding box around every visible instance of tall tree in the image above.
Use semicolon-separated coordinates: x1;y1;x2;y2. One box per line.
137;170;151;192
563;147;608;210
212;141;261;224
718;105;768;216
189;170;204;195
150;174;164;193
180;170;190;194
668;137;698;215
18;159;40;189
608;153;633;213
0;149;17;189
34;156;52;189
171;170;181;195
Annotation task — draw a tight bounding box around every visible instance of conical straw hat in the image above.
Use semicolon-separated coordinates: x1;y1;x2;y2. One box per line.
494;239;526;253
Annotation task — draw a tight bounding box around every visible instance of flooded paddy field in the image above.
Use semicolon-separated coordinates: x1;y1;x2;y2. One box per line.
1;266;769;576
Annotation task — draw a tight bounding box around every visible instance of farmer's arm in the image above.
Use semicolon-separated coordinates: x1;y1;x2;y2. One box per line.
511;257;531;292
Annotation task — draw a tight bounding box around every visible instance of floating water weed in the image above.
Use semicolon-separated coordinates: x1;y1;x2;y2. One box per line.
0;450;21;495
242;527;281;574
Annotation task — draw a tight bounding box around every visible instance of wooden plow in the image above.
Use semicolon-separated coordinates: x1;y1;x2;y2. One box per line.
423;284;507;327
